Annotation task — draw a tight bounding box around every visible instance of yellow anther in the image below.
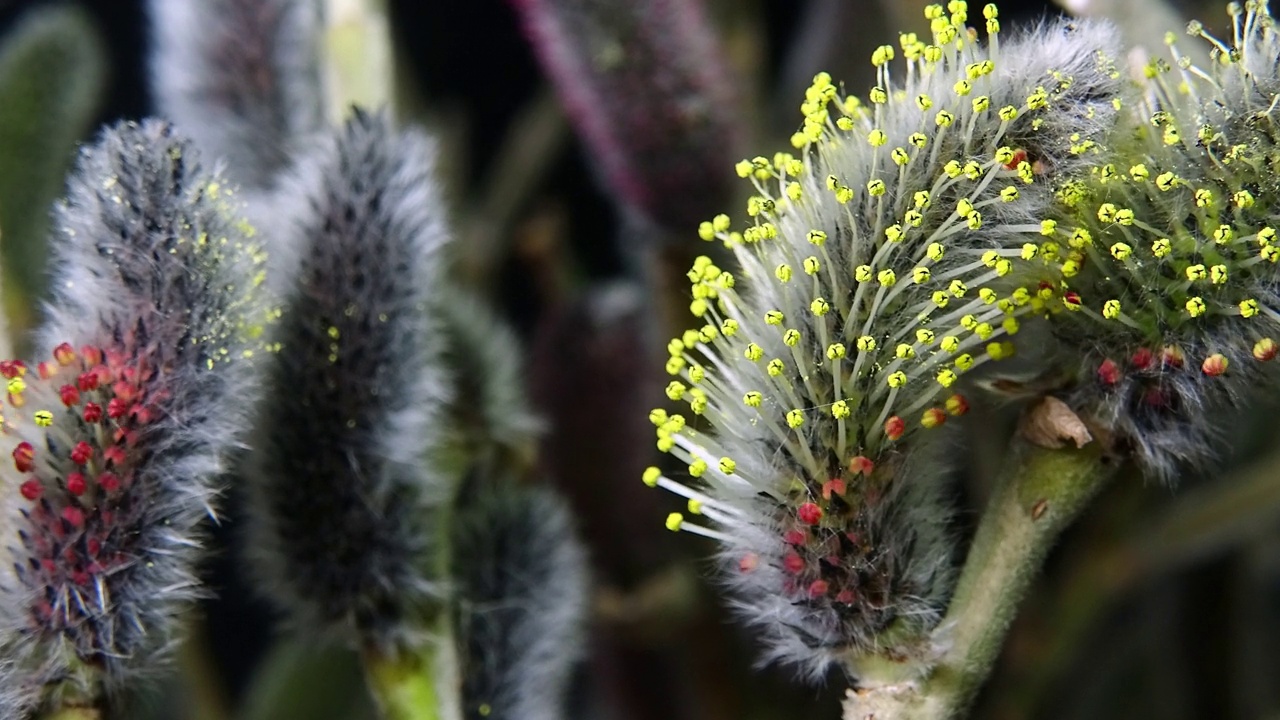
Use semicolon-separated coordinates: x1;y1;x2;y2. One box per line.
887;371;908;388
786;409;805;428
831;400;851;419
643;467;661;487
743;391;763;407
826;343;847;360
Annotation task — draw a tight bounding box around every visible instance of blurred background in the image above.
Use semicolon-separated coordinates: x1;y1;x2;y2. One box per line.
2;0;1280;718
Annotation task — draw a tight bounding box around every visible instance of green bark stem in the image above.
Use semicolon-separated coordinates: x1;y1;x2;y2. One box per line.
362;646;441;720
844;439;1115;720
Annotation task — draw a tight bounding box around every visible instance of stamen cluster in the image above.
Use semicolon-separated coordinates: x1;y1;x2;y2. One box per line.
1025;1;1280;478
645;2;1121;676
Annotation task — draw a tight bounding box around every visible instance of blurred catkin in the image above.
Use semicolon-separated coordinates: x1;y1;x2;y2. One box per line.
452;480;589;720
511;0;744;236
0;6;105;342
245;109;453;650
649;4;1122;678
0;120;272;717
148;0;325;191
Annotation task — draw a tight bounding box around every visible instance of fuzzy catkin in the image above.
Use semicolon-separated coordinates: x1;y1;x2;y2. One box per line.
0;120;271;717
148;0;324;191
1022;1;1280;480
452;482;588;720
437;290;542;473
648;4;1122;678
245;109;452;649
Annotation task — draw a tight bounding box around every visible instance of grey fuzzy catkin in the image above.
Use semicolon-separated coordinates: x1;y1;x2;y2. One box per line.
452;482;588;720
245;109;453;649
437;289;542;471
0;119;271;717
148;0;324;190
652;10;1123;680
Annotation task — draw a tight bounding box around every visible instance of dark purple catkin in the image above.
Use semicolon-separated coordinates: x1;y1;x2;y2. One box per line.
452;481;588;720
0;119;271;716
245;109;453;650
148;0;324;190
511;0;744;234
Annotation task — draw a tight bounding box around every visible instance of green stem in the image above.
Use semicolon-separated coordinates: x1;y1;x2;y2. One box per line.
362;646;441;720
843;439;1115;720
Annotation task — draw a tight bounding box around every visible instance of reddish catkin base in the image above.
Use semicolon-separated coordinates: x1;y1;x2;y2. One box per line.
5;340;164;630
